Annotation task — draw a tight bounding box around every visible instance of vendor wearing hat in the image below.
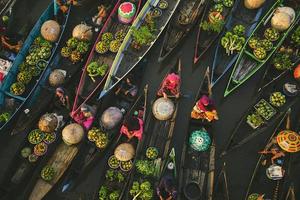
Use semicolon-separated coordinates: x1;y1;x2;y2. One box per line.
120;116;143;140
54;87;70;110
157;73;181;98
191;95;218;122
73;104;95;130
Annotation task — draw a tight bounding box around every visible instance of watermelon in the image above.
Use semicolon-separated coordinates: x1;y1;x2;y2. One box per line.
118;2;136;24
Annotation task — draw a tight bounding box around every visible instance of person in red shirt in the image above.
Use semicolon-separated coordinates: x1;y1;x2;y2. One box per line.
157;73;180;98
120;116;143;141
191;95;218;122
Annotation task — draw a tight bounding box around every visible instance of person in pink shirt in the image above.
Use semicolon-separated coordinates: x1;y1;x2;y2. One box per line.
120;116;143;141
73;104;95;130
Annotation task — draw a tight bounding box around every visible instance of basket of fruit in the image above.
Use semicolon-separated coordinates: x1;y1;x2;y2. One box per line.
158;0;168;9
34;142;48;156
109;40;121;53
41;166;56;182
261;39;273;51
95;41;109;54
264;28;279;41
43;132;56;144
61;46;72;58
248;37;259;49
28;129;45;144
253;47;266;60
108;155;120;169
66;37;79;49
29;66;42;77
102;32;114;44
76;41;90;54
146;147;158;160
37;59;47;70
115;29;126;41
87;127;101;142
246;112;264;129
120;160;133;172
28;154;38;162
21;147;31;158
247;193;260;200
70;51;82;63
254;99;276;120
223;0;234;7
17;71;32;84
95;133;108;149
269;92;286;107
10;82;26;96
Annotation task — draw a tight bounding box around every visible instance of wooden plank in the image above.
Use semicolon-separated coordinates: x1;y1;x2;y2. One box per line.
28;143;78;200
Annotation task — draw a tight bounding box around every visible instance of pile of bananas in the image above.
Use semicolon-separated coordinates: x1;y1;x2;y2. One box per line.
269;92;286;107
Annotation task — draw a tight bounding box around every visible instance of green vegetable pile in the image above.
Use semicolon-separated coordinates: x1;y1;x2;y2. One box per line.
136;159;156;176
10;82;25;95
43;132;56;144
246;112;264;128
221;24;246;55
269;92;286;107
254;99;276;120
0;112;10;123
272;52;293;70
21;147;31;158
87;61;109;81
201;11;224;33
129;181;153;200
41;165;55;182
61;36;90;63
98;186;120;200
105;169;125;183
146;147;158;160
291;26;300;46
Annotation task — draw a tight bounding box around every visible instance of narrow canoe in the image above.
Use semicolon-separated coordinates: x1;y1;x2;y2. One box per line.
223;1;300;97
71;0;145;116
99;0;181;99
244;109;299;200
211;0;276;86
0;2;71;133
157;0;206;63
193;0;236;65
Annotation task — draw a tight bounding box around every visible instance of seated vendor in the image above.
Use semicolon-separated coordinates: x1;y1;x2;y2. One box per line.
73;104;95;130
120;116;143;140
191;95;218;122
156;175;177;200
115;75;138;98
92;5;108;27
54;87;70;110
157;73;180;98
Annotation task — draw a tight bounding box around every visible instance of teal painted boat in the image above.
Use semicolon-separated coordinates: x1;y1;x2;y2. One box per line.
0;2;71;133
99;0;181;99
224;0;300;97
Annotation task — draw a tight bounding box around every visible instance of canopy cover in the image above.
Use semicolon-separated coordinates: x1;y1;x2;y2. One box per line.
189;129;211;152
114;143;135;161
277;130;300;153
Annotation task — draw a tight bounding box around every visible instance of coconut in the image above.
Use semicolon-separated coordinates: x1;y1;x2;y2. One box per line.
244;0;265;9
62;123;84;145
72;24;93;41
41;20;61;42
271;12;292;31
49;69;66;87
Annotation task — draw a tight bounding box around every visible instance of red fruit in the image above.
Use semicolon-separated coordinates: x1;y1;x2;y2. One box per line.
293;64;300;80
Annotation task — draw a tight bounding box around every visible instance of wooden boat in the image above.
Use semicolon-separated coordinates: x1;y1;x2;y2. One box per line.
244;108;299;200
0;2;114;198
210;0;276;86
92;84;148;200
284;184;296;200
178;68;216;200
124;58;182;199
213;163;230;200
0;2;71;133
71;0;144;116
223;0;300;97
99;0;181;99
193;0;235;65
221;67;300;155
55;65;146;195
257;33;300;94
157;0;205;63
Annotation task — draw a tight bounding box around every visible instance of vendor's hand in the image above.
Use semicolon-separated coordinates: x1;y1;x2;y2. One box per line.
175;93;180;98
163;92;168;99
159;195;164;200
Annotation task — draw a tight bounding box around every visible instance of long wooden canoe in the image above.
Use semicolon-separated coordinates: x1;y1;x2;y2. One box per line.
193;0;236;65
124;58;182;199
71;0;145;116
157;0;205;63
221;69;300;155
0;2;71;134
210;0;275;86
92;84;148;200
244;108;298;200
178;67;216;200
99;0;181;99
55;65;146;195
223;1;300;97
